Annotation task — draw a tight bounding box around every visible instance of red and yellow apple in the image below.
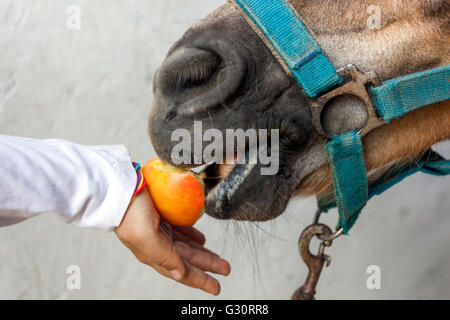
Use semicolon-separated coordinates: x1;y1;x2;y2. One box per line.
142;158;205;226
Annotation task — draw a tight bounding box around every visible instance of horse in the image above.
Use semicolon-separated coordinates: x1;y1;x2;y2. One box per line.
149;0;449;297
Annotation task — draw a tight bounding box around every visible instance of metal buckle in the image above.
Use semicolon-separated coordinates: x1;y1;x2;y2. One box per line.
309;64;385;140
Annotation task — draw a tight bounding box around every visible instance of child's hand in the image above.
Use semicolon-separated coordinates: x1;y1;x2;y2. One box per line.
115;189;230;296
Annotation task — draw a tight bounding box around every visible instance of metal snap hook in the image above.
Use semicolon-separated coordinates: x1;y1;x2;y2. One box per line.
291;224;334;300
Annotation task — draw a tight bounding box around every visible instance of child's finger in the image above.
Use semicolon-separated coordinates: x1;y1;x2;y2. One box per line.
175;241;231;276
181;261;222;295
172;230;220;257
149;229;186;281
150;260;221;296
172;226;206;245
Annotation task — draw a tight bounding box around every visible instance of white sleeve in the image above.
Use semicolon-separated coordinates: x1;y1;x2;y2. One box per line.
0;135;137;231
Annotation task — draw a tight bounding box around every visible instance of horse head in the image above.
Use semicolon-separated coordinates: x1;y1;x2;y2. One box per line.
149;0;449;223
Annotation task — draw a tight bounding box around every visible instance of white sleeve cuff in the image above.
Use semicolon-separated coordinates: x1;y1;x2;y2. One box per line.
67;144;138;231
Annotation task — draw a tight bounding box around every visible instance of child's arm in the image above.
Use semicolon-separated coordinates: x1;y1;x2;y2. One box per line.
0;135;136;230
0;135;230;295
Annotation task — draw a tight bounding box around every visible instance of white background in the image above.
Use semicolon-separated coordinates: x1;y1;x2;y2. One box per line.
0;0;449;299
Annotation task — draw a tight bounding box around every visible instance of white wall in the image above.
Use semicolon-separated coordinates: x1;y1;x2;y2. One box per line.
0;0;449;299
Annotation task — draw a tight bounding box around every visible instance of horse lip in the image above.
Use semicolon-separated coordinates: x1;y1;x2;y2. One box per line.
204;162;256;219
202;154;239;195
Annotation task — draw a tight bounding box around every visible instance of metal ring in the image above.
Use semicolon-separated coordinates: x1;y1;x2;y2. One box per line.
313;209;344;242
318;228;344;242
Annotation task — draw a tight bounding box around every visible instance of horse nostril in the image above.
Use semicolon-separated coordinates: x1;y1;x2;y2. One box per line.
158;48;222;96
176;51;222;91
155;39;247;118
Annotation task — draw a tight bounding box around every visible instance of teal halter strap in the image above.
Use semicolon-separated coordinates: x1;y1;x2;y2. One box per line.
324;131;367;233
371;65;450;123
319;150;450;222
235;0;450;234
235;0;342;98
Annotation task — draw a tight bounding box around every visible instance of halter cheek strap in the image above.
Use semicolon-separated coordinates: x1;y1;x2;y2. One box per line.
234;0;450;234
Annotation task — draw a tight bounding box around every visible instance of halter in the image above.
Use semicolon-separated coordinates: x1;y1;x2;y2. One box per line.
233;0;450;299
